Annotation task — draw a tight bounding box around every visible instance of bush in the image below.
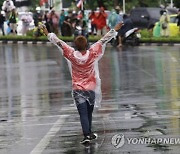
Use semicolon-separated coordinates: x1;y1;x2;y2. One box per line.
26;30;34;37
140;29;153;38
0;30;179;43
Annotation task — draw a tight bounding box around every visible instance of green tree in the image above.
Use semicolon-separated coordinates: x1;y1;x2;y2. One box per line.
29;0;40;11
85;0;160;12
125;0;160;12
0;0;40;11
0;1;3;9
85;0;117;10
174;0;180;8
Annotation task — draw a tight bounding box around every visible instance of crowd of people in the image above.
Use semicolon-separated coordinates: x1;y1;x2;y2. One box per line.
0;0;33;36
43;6;124;37
40;5;132;48
0;0;133;46
0;0;180;40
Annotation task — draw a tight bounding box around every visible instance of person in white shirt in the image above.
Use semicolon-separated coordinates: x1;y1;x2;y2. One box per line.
2;0;15;19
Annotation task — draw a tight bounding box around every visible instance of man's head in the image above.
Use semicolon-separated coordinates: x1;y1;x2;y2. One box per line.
100;7;104;12
74;35;87;51
115;6;121;14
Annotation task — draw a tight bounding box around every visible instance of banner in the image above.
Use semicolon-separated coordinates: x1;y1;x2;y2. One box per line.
76;0;84;9
40;0;48;6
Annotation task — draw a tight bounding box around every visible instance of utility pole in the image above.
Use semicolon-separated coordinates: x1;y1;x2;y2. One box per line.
48;0;54;8
170;0;173;8
123;0;125;13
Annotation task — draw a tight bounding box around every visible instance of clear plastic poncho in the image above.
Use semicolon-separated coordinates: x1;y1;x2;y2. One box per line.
48;29;117;108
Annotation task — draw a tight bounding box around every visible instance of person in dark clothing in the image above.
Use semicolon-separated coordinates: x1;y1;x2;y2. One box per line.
118;14;133;37
117;14;133;47
0;11;5;35
9;7;17;35
61;16;72;36
44;11;51;32
176;9;180;31
33;7;43;27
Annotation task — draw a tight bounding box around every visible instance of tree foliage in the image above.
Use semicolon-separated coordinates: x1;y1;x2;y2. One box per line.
174;0;180;8
29;0;40;10
86;0;180;12
0;0;40;11
0;0;179;13
0;1;3;9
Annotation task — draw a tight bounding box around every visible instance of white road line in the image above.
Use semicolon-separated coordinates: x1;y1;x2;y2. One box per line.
168;53;178;63
30;115;68;154
171;57;177;63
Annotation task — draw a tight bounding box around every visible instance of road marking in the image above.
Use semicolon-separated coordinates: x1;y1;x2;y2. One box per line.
30;115;68;154
168;53;178;63
171;57;177;63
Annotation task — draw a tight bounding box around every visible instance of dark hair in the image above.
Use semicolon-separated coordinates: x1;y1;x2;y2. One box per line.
74;35;87;51
123;14;128;19
160;9;166;15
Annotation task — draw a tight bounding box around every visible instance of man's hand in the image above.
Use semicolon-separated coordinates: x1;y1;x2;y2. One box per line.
114;22;124;32
39;24;49;36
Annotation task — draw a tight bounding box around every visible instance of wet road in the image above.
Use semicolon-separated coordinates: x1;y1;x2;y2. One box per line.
0;43;180;154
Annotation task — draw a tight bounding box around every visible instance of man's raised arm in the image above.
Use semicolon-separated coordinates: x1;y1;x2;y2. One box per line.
39;24;74;57
39;24;71;50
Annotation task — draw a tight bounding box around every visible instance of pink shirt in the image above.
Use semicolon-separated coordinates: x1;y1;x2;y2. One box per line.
48;29;117;106
61;42;102;90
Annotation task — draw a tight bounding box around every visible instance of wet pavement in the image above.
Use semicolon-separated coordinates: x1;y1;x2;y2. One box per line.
0;43;180;154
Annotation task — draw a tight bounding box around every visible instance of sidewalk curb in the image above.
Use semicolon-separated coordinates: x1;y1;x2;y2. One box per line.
140;42;180;46
0;40;180;46
0;40;50;45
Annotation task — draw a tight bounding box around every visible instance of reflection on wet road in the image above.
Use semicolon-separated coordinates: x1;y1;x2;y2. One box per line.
0;44;179;154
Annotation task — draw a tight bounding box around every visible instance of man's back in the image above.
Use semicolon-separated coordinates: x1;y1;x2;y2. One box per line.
62;42;103;90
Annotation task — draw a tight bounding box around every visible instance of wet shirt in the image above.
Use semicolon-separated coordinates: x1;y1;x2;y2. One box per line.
47;29;117;107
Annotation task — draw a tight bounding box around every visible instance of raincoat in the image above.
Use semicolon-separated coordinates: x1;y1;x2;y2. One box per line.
21;14;33;35
2;0;15;12
47;29;117;108
108;9;122;29
160;13;170;37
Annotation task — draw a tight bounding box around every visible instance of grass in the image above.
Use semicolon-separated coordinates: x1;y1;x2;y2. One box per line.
139;29;180;43
0;34;101;42
140;37;180;43
0;29;179;43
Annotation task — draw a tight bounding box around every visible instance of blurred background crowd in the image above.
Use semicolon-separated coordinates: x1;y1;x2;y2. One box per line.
0;0;179;39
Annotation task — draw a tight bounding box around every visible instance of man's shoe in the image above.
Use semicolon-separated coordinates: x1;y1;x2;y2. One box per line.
90;133;98;140
80;135;90;144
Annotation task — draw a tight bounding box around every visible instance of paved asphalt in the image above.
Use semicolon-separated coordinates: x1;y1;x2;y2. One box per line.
0;44;180;154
